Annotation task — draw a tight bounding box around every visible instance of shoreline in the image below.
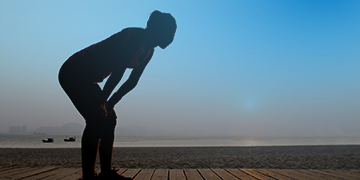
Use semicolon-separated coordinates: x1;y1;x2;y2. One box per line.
1;145;360;169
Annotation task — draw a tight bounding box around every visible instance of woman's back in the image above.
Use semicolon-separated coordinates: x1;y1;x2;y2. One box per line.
65;28;149;83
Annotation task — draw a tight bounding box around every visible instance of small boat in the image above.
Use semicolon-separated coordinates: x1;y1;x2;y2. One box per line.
64;136;76;142
42;138;54;143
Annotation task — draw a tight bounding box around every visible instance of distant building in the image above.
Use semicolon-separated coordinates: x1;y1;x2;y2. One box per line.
9;126;21;134
21;126;27;134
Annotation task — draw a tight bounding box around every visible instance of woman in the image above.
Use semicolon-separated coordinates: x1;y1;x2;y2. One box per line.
58;10;176;180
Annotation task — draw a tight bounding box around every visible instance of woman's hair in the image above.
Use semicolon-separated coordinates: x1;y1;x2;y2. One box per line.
147;10;177;34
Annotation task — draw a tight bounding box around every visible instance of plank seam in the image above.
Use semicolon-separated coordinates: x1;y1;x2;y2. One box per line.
148;169;156;180
182;169;189;180
33;168;68;180
196;169;206;180
1;167;41;177
131;169;142;179
238;169;261;180
167;169;170;180
267;169;298;180
223;169;241;180
209;168;224;180
0;166;20;172
310;170;351;180
253;169;281;180
15;167;60;180
58;169;82;180
120;168;129;175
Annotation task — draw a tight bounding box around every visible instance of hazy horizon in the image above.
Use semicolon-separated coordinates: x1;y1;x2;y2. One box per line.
1;0;359;138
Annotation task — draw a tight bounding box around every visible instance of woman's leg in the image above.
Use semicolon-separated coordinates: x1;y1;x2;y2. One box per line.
59;69;105;178
99;129;114;172
81;126;100;179
99;111;117;173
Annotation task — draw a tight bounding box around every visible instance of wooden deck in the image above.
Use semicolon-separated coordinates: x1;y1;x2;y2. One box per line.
0;167;359;180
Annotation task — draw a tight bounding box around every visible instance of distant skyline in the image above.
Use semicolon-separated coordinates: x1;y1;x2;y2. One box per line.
0;0;359;137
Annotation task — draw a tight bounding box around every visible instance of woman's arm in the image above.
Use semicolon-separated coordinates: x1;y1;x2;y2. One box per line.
107;53;153;108
102;67;126;101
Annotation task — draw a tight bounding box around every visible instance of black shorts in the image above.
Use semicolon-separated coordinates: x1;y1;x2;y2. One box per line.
58;61;117;132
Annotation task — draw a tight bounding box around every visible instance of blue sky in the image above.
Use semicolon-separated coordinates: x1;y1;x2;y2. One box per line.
0;0;359;136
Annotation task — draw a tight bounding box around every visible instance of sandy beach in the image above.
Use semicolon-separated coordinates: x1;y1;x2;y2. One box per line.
1;145;359;169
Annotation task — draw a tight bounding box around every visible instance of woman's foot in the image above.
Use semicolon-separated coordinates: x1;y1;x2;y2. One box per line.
79;174;100;180
99;169;132;180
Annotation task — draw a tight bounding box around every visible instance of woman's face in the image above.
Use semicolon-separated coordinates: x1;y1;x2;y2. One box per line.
158;32;175;49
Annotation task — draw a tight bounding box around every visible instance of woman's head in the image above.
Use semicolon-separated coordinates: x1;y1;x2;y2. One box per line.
146;10;177;49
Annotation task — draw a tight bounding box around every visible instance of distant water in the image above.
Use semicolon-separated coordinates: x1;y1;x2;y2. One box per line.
0;135;359;148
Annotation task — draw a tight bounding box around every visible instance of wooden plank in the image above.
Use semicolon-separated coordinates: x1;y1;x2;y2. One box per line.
211;169;238;180
151;169;168;180
62;168;82;180
133;169;154;180
297;169;344;180
9;167;59;180
309;169;350;180
121;169;141;179
322;170;360;180
197;169;221;180
183;169;203;180
268;169;320;180
114;168;127;175
349;170;360;174
241;169;276;180
225;169;257;180
22;168;68;180
0;167;20;172
41;168;80;180
18;167;60;180
0;168;33;178
255;169;296;180
336;170;360;177
169;169;186;180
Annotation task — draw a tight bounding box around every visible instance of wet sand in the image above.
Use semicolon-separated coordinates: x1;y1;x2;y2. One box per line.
1;145;360;169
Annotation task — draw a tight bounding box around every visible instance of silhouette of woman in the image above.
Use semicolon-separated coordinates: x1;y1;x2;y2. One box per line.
58;10;176;180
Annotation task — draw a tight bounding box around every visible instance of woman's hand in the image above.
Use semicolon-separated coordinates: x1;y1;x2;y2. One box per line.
101;101;115;118
100;102;108;117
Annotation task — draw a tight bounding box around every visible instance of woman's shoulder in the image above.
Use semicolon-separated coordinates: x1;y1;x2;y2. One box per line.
117;27;146;44
119;27;145;35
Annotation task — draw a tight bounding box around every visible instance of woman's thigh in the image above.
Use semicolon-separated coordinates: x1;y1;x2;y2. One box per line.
59;68;116;129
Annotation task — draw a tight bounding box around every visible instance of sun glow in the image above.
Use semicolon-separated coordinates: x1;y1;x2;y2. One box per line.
243;140;258;147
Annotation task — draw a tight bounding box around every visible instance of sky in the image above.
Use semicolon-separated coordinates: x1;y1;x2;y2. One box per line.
0;0;359;137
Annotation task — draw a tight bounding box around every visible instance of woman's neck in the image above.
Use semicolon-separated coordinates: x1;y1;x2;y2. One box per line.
144;28;158;49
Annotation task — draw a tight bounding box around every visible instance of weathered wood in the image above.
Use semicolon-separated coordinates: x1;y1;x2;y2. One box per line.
41;168;80;180
0;167;20;172
0;168;33;178
9;167;59;180
255;169;296;180
269;169;320;180
113;168;127;175
4;168;360;180
225;169;257;180
183;169;203;180
297;169;344;180
322;170;360;180
349;170;360;175
241;169;277;180
198;169;221;180
169;169;186;180
64;169;82;180
121;168;141;179
134;169;154;180
22;168;67;180
211;169;238;180
334;170;360;178
151;169;168;180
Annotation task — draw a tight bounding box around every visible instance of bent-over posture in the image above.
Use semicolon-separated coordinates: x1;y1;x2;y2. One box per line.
58;10;176;180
